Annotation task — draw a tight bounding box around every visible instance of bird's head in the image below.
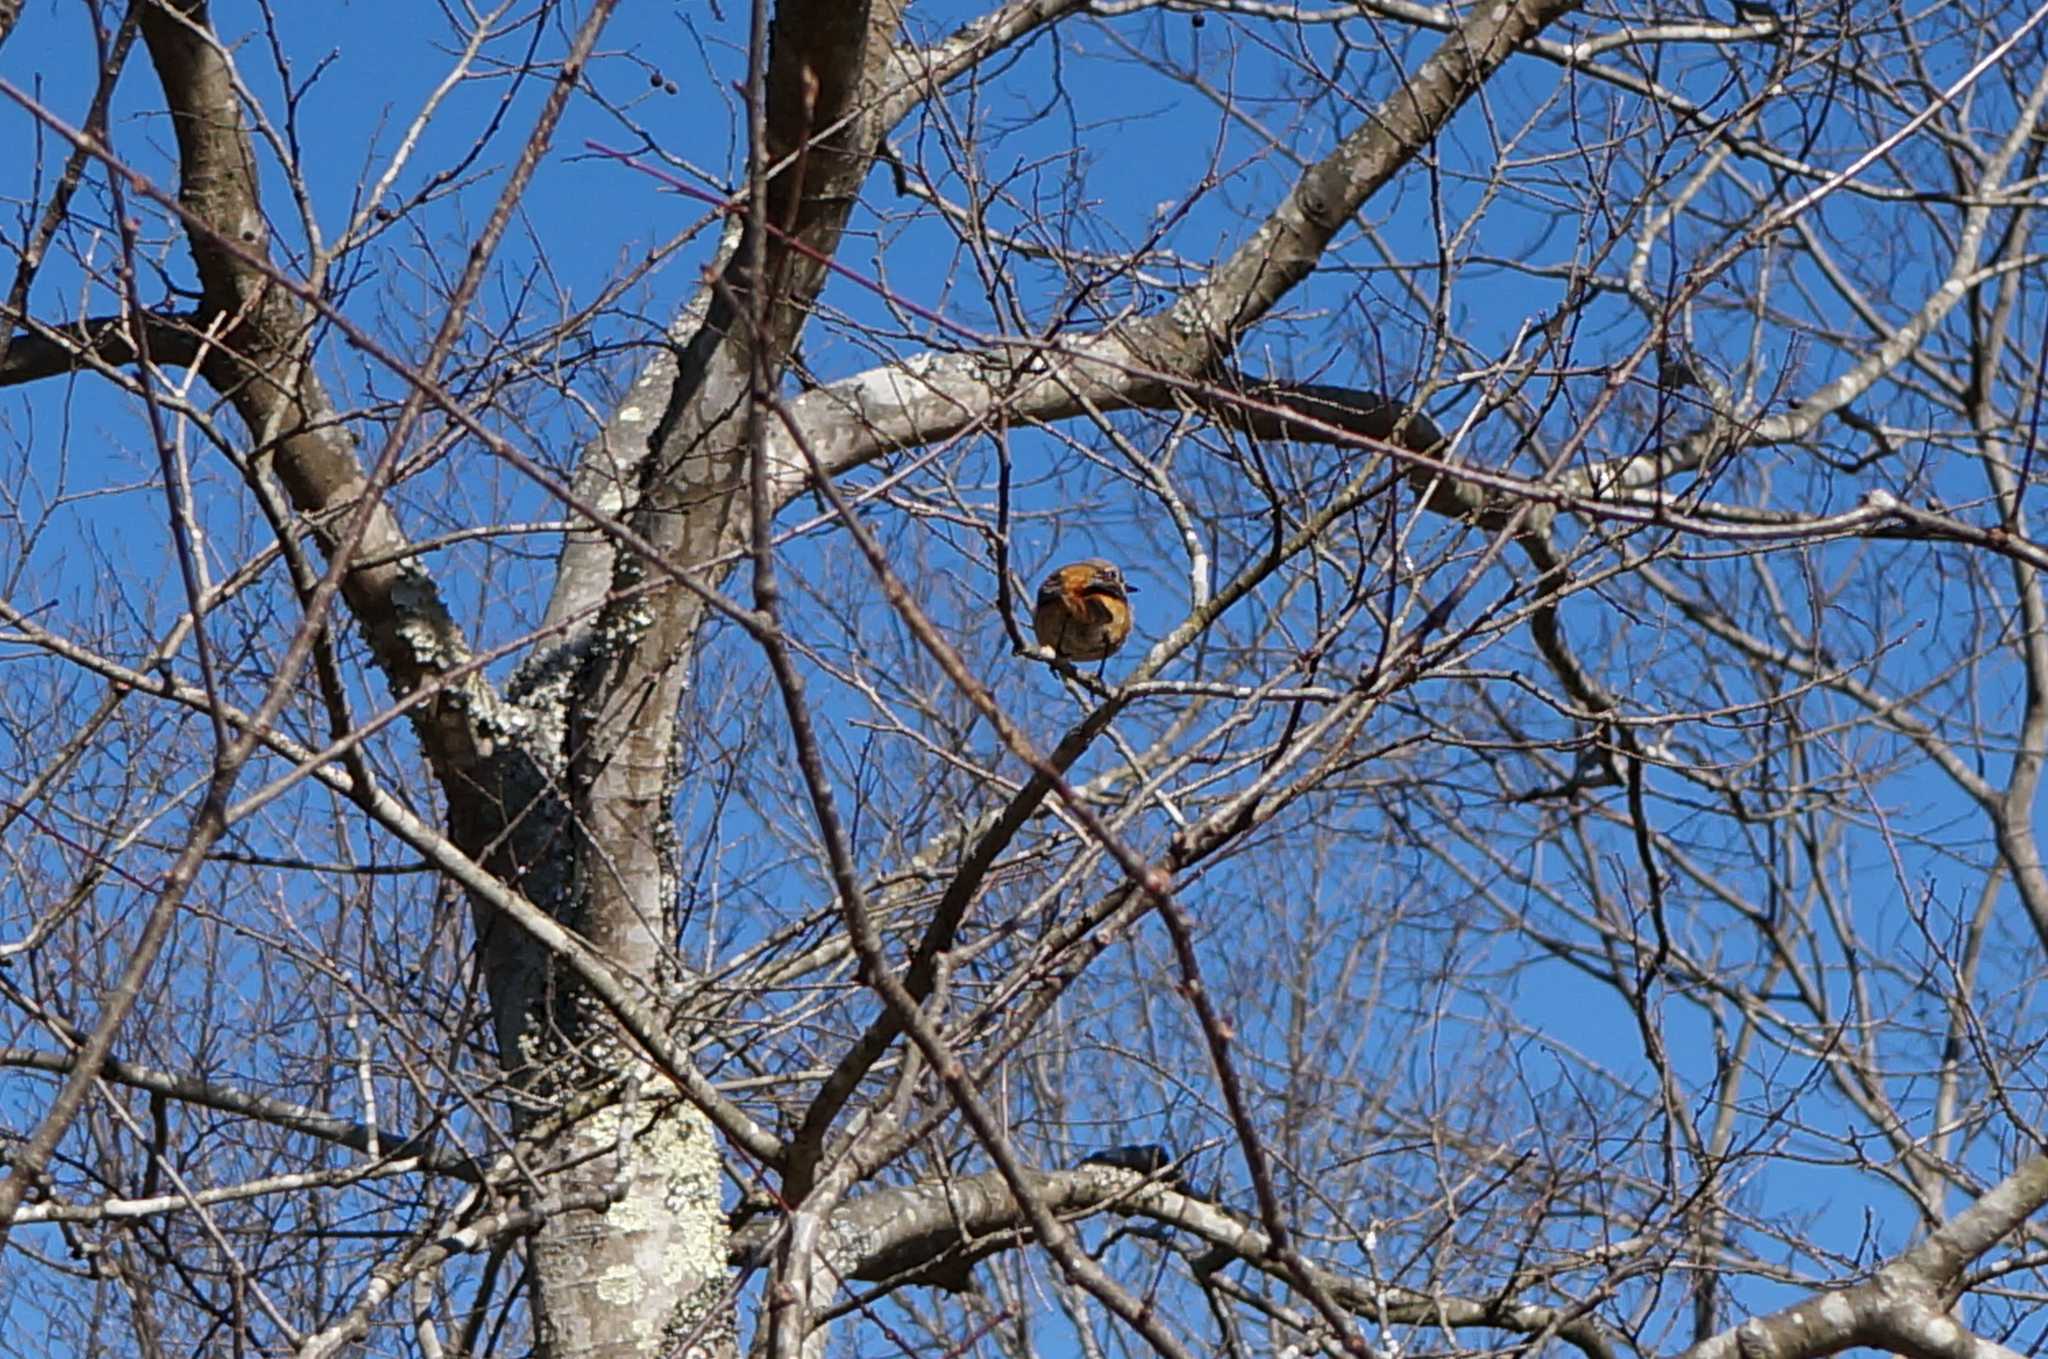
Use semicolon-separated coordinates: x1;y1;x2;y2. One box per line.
1074;558;1136;601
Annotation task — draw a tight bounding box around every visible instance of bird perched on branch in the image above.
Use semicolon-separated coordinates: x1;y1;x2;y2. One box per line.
1078;1143;1180;1180
1033;558;1137;665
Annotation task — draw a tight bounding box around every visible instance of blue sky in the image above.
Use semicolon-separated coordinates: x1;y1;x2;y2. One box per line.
5;1;2046;1355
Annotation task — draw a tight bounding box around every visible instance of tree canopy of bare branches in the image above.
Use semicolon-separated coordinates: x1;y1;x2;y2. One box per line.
5;2;2048;1358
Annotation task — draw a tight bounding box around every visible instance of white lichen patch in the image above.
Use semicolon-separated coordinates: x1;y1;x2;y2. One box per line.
612;600;657;644
1816;1294;1855;1329
1917;1312;1960;1346
607;1194;654;1233
594;1262;644;1306
387;568;471;671
504;636;592;762
476;702;531;736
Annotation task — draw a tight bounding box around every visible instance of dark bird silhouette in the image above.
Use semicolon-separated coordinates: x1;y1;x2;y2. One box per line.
1657;345;1706;391
1078;1144;1180;1180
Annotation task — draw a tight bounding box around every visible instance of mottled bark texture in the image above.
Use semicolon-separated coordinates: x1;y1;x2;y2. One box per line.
130;3;744;1355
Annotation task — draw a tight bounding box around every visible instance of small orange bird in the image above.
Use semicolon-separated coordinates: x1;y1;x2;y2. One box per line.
1032;559;1138;664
